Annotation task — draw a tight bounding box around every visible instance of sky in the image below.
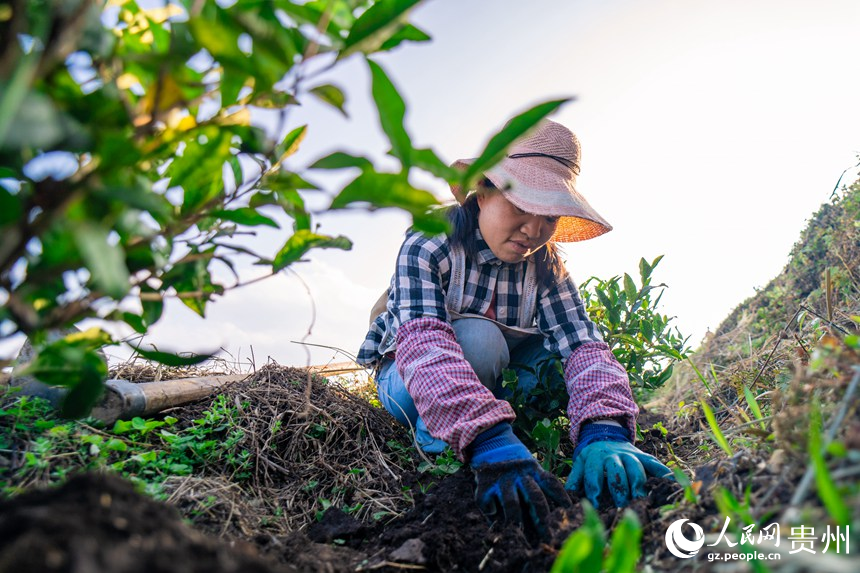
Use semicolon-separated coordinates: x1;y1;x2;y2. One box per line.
4;0;860;370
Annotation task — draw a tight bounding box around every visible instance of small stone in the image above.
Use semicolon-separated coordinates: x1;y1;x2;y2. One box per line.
389;538;427;564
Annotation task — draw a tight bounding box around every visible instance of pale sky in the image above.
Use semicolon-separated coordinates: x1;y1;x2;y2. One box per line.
4;0;860;370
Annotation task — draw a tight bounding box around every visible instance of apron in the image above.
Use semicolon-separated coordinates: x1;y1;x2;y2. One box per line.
445;243;541;341
369;242;542;358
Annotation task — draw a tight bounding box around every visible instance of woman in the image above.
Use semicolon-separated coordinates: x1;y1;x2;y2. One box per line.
357;120;671;532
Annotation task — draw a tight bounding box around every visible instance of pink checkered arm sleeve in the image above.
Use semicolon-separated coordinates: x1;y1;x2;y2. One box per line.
395;317;516;460
537;272;639;448
564;342;639;447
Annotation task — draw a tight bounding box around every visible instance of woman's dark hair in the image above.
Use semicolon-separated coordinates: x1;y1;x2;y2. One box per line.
448;179;566;289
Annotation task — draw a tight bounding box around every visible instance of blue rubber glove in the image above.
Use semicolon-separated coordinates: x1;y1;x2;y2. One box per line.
469;423;571;534
565;423;672;509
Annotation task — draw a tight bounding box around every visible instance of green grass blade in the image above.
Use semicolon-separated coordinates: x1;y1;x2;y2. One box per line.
686;358;712;393
742;385;766;430
700;400;733;456
809;398;851;526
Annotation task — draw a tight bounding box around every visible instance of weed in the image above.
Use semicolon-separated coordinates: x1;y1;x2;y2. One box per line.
672;467;700;505
550;501;641;573
699;399;734;457
0;387;253;498
417;449;462;476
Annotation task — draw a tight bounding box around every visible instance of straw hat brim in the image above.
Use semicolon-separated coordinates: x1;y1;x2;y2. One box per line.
449;158;612;243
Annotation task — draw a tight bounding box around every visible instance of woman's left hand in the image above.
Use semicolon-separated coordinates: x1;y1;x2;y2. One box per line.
565;441;672;508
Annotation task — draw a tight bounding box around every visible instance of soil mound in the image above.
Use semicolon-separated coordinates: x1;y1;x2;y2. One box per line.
0;472;290;573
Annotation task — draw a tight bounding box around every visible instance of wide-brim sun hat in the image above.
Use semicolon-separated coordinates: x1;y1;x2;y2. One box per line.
449;119;612;243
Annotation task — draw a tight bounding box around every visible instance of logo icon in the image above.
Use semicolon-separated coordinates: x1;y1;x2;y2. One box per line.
665;519;705;559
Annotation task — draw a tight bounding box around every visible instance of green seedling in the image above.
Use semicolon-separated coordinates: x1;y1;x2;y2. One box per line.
672;467;699;505
551;501;605;573
714;486;755;527
417;449;462;476
551;501;642;573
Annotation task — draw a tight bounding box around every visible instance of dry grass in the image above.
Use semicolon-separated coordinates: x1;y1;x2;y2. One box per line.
164;363;420;536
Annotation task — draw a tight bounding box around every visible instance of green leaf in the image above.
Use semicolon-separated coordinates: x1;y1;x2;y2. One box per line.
220;67;246;107
640;318;654;341
0;186;22;225
129;346;214;367
210;207;279;228
331;170;433;212
228;155;244;187
273;230;352;271
262;169;319;191
15;331;110;418
341;0;422;57
411;147;459;180
309;151;373;171
638;257;651;285
160;248;222;316
605;510;642;573
106;438;127;452
60;353;106;419
330;170;446;234
2;91;83;150
367;60;411;166
74;223;131;299
462;99;570;187
94;181;172;221
550;530;595;573
623;273;637;304
122;312;147;334
551;501;605;573
141;285;164;326
275;124;307;163
309;84;347;117
379;23;431;52
169;130;232;216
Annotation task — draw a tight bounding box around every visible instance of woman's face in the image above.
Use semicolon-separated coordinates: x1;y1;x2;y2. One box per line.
476;190;558;263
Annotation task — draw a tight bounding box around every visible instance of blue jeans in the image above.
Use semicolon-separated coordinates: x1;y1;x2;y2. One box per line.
376;318;561;453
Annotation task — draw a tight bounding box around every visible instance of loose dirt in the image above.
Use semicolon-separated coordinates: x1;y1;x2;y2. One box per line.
0;464;681;573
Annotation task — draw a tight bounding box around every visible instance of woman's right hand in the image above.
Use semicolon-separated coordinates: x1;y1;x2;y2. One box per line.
469;423;571;536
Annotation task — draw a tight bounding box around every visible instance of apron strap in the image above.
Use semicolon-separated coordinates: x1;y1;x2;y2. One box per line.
446;242;467;315
446;242;539;330
519;260;539;329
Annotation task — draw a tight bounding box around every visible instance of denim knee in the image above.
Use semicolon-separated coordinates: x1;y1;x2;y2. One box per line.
453;318;509;391
376;359;418;427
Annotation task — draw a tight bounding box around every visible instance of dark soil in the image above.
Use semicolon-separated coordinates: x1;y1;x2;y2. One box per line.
0;467;681;573
0;472;293;573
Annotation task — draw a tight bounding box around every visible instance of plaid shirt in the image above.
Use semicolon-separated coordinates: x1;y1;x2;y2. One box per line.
358;229;638;459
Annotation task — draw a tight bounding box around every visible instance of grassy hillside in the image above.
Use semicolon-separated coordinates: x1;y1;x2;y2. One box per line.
644;179;860;569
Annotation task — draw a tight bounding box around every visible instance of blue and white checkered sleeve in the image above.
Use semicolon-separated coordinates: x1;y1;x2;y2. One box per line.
392;232;450;326
537;273;604;358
